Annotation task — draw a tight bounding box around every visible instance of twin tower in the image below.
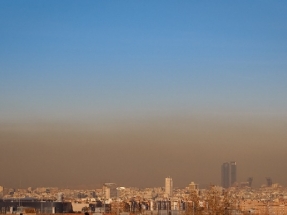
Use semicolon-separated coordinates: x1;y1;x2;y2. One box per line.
221;161;237;188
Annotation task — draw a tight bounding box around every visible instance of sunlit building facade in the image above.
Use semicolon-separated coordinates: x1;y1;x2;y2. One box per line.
165;177;173;197
230;161;237;186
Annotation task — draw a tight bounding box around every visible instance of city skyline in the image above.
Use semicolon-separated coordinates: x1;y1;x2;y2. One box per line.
1;1;287;189
2;178;287;215
0;173;280;191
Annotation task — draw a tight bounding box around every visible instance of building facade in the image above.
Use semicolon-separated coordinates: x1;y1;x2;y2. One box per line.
230;161;237;186
221;161;237;188
165;177;173;197
0;199;72;214
221;162;230;188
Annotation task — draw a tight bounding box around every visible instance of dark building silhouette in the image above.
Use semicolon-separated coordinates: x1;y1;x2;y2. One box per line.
247;177;253;187
221;161;237;188
0;199;72;214
221;162;230;188
266;177;273;187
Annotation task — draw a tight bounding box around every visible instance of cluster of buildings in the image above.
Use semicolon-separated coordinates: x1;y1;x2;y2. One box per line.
221;161;237;188
1;162;287;215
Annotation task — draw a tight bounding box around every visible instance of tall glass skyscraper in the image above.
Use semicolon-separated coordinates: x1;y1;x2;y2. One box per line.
221;161;237;188
221;162;230;188
230;161;237;186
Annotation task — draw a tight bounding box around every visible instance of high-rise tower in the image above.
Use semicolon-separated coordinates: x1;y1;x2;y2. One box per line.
221;161;237;188
247;177;253;187
266;177;272;187
230;161;237;186
221;162;230;188
165;177;173;197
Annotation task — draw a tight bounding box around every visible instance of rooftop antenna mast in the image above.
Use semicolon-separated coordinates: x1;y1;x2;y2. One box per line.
18;178;22;207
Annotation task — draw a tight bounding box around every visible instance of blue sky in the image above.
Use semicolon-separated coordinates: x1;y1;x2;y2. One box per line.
1;1;287;123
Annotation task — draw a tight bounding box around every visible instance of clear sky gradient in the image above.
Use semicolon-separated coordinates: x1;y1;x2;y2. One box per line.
1;1;287;122
1;1;287;188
